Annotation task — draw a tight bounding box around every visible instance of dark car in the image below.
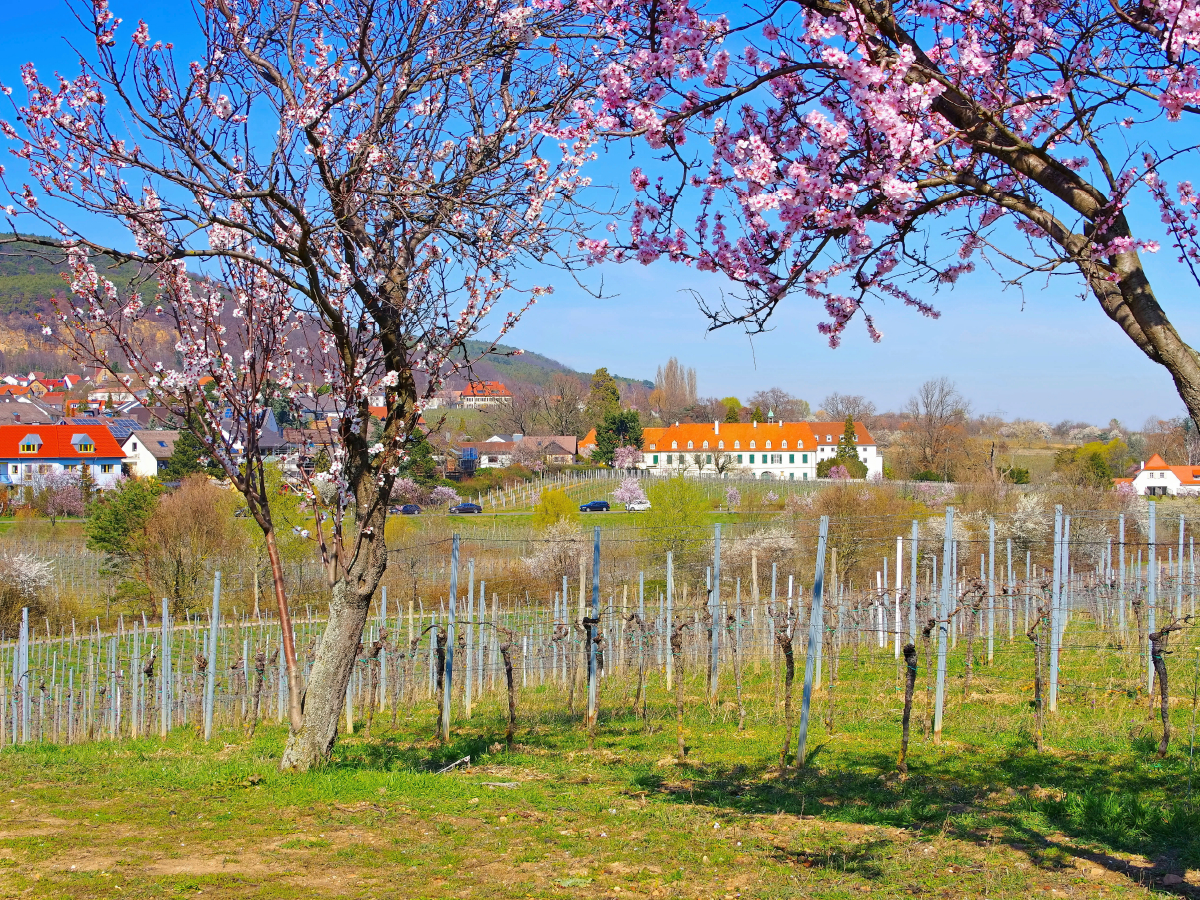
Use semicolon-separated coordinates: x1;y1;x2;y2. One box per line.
399;504;422;515
579;500;611;512
450;502;483;514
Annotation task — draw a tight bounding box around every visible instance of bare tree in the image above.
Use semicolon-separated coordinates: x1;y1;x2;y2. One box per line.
820;393;877;427
651;357;697;421
749;388;810;421
901;379;970;479
493;387;541;437
536;373;588;437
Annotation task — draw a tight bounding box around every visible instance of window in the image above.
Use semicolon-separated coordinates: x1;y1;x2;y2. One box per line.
130;442;138;452
734;441;740;449
8;465;15;475
826;434;832;441
750;440;756;449
717;440;724;449
749;454;755;464
666;454;672;464
770;454;782;464
803;472;809;480
705;454;712;464
671;441;678;449
687;441;693;449
37;464;52;474
101;464;115;474
789;454;794;464
19;442;37;453
803;454;808;463
76;441;95;453
789;473;794;480
702;441;709;450
736;454;743;463
765;440;772;449
64;465;79;472
652;454;659;465
781;441;787;449
158;441;167;448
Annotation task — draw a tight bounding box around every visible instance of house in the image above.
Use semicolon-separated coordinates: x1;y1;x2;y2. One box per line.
424;389;462;410
458;381;512;408
1129;454;1200;496
0;395;57;426
0;424;126;490
458;440;517;468
579;428;597;458
636;419;882;480
456;434;581;469
87;369;148;405
121;430;179;478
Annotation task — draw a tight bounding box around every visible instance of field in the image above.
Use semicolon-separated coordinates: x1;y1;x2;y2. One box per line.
3;631;1199;900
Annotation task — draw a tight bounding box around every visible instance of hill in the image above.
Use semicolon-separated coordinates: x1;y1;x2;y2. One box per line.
0;238;654;390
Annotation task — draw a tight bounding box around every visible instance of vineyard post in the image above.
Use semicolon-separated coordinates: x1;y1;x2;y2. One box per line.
1149;502;1158;695
1049;508;1062;713
203;574;220;742
909;522;918;642
709;524;722;703
465;563;473;718
895;535;903;658
988;518;995;665
796;515;830;769
1118;515;1127;639
934;507;953;743
1178;516;1186;617
441;535;459;743
665;552;674;690
379;586;388;719
1007;538;1014;641
587;526;600;730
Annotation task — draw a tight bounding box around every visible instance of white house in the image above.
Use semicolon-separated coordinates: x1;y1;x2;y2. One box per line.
637;419;883;481
122;430;179;478
1126;453;1200;496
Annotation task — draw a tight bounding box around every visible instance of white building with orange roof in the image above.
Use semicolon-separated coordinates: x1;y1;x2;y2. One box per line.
636;418;881;481
1130;453;1200;496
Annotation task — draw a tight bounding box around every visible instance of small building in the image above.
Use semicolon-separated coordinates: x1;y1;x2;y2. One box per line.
458;381;512;409
1129;453;1200;496
121;430;179;478
0;424;126;490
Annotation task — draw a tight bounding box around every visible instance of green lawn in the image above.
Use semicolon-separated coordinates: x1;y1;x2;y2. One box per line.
2;643;1198;898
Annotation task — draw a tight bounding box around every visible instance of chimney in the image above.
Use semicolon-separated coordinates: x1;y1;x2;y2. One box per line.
714;420;719;434
753;420;757;429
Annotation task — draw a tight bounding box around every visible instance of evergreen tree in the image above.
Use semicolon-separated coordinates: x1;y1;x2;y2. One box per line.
398;431;439;485
751;405;765;423
586;368;621;425
822;415;867;478
163;430;222;479
86;477;164;568
593;409;643;466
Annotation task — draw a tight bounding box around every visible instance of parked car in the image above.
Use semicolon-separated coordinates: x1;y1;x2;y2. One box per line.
624;500;651;512
399;504;422;515
450;502;483;514
579;500;611;512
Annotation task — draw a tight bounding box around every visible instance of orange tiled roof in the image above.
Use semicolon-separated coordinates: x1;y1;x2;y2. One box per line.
461;380;511;398
643;421;820;452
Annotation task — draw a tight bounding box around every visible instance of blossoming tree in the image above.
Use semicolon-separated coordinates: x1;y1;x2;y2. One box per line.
596;0;1200;420
2;0;617;769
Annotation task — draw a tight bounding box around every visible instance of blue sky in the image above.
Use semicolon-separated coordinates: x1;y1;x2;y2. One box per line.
2;0;1197;426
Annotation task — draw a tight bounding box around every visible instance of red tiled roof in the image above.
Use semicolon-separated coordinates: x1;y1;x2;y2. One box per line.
0;424;125;458
461;381;511;398
642;421;819;452
809;421;876;445
1144;453;1169;470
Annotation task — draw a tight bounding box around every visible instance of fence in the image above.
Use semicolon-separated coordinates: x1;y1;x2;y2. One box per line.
3;501;1198;760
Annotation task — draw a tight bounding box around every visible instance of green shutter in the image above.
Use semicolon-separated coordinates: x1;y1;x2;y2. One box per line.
652;454;659;465
789;454;794;463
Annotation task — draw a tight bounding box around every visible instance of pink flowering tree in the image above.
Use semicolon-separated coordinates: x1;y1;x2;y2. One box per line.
390;478;426;506
828;465;852;481
613;445;642;470
1;0;619;770
429;486;462;508
598;0;1200;421
32;472;86;525
725;485;741;509
612;476;647;505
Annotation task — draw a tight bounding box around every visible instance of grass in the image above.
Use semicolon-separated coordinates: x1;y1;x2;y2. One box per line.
3;634;1200;898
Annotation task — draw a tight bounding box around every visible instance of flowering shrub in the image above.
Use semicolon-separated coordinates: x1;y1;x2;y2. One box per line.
828;465;851;480
429;486;461;507
390;477;425;504
613;445;641;469
0;552;54;630
612;477;647;505
725;486;741;509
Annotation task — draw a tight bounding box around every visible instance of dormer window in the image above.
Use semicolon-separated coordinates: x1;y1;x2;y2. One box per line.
782;441;787;449
19;434;42;454
765;440;772;449
734;441;740;449
702;441;709;449
827;434;832;442
71;434;95;454
717;440;724;449
750;440;756;449
671;441;678;449
687;441;694;449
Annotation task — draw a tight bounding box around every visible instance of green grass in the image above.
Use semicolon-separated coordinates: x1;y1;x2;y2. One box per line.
3;633;1199;898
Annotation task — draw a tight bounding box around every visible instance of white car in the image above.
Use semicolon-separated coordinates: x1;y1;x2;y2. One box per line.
625;500;651;512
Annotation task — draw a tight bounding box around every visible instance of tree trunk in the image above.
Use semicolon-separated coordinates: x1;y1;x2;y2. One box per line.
500;640;517;749
1149;620;1187;757
279;487;388;772
778;631;795;773
265;530;304;734
672;621;689;762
